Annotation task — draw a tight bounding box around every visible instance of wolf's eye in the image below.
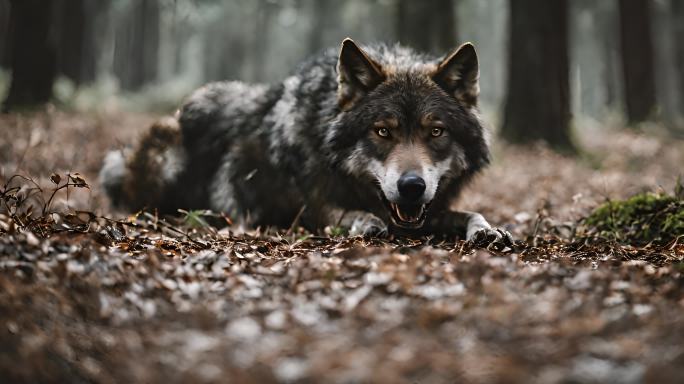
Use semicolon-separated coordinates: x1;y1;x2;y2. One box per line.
431;127;444;137
376;127;390;138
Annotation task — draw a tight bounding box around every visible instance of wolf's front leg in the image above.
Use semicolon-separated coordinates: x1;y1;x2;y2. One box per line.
432;210;512;245
332;210;388;237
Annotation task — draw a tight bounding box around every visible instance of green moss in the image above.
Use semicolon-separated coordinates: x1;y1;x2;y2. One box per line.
584;191;683;244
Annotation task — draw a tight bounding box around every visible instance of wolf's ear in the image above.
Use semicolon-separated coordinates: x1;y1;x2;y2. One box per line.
432;43;479;107
337;38;385;110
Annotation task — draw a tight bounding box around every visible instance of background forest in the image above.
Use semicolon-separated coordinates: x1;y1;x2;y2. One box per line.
2;0;684;144
1;1;683;383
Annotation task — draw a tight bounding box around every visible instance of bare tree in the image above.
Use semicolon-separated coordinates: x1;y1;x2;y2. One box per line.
53;0;108;85
113;0;160;91
501;0;573;151
618;0;656;123
2;0;57;111
396;0;457;54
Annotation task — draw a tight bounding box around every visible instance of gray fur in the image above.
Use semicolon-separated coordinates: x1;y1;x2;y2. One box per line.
101;40;505;240
99;150;127;206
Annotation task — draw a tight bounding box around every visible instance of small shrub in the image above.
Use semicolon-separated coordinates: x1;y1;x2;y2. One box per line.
584;188;683;245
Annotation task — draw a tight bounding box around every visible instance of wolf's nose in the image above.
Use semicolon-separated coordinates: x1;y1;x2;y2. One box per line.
397;173;426;201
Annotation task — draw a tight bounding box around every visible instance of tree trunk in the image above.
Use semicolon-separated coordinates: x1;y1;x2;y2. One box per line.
248;0;275;82
397;0;457;54
202;22;246;82
596;1;621;110
618;0;656;123
55;0;86;83
672;0;684;115
501;0;573;151
3;0;57;111
113;0;160;91
308;0;339;54
0;0;10;69
53;0;106;85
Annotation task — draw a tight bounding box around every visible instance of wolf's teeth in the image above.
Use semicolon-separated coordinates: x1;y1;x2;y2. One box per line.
390;203;427;224
396;206;407;222
395;204;425;223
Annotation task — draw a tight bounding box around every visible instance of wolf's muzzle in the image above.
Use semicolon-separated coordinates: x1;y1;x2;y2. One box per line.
386;172;430;229
397;172;426;201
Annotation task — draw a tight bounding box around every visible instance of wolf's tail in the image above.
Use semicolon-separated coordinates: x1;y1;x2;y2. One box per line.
99;117;185;212
99;149;129;207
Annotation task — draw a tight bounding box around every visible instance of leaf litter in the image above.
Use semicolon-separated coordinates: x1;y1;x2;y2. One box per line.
0;111;683;383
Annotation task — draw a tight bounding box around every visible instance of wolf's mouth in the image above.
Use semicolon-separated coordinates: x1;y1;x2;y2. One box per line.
388;202;429;228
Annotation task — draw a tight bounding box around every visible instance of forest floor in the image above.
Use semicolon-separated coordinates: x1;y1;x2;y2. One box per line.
0;110;683;383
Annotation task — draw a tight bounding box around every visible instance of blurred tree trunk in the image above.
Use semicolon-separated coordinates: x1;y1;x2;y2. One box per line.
54;0;107;85
618;0;656;123
502;0;573;151
397;0;457;53
672;0;684;114
113;0;160;91
309;0;339;53
203;24;246;82
597;2;621;110
55;0;87;84
3;0;57;111
0;0;10;69
248;0;275;82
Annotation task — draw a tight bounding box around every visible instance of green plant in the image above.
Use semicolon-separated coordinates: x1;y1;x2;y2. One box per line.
584;186;683;244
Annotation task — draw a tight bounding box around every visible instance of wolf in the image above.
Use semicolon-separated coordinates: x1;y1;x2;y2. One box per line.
100;38;510;243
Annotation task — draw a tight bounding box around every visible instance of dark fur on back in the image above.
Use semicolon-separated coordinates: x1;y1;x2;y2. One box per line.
101;41;491;234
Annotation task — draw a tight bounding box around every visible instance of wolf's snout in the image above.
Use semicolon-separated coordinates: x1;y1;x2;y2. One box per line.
397;173;426;201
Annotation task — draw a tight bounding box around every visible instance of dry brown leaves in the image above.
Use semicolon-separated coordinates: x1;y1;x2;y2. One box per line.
0;111;683;383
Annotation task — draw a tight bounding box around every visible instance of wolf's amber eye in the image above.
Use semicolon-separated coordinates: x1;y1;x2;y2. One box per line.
376;127;390;138
431;127;444;137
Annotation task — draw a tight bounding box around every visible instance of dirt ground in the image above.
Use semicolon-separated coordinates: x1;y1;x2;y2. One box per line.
1;109;683;383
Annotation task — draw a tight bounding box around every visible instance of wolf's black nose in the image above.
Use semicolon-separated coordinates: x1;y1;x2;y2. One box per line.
397;173;426;201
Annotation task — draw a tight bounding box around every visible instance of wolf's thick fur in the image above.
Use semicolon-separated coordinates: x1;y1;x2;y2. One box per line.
101;39;506;241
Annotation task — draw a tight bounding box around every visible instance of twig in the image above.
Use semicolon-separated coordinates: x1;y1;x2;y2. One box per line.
286;205;307;236
43;181;89;215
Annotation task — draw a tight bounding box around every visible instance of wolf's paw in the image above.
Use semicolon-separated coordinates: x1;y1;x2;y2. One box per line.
468;227;513;248
349;214;388;237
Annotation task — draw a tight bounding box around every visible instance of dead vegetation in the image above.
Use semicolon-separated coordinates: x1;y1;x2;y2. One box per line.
0;110;683;383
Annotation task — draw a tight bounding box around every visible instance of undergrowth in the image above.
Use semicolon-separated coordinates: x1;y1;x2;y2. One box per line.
583;181;684;245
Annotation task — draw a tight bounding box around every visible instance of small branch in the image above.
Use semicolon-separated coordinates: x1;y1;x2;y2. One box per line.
286;205;307;236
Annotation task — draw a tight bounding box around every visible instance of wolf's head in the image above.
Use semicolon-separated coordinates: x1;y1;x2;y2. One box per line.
326;39;490;230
